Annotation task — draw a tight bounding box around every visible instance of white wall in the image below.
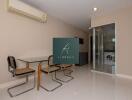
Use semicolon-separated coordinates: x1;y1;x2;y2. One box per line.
0;0;88;84
91;6;132;77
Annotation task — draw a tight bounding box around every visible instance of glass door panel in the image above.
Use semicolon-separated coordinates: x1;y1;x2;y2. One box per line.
93;23;115;74
95;27;104;72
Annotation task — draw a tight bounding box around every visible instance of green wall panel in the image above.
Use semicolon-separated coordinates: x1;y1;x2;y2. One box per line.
53;38;79;64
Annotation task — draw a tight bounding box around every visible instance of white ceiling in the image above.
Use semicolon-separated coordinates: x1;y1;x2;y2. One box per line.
21;0;132;32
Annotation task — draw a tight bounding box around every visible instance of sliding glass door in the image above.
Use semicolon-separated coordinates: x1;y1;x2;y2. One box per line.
95;28;104;72
92;23;115;74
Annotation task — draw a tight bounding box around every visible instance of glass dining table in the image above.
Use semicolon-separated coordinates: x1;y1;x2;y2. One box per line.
17;56;48;90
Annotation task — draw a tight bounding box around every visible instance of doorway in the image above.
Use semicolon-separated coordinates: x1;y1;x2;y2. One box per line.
89;23;115;74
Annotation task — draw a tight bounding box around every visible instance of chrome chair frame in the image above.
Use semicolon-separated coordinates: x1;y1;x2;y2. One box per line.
40;56;62;92
7;56;36;97
40;70;62;92
7;73;36;97
55;65;74;83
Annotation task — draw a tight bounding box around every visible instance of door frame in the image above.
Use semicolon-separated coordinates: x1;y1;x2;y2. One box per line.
88;33;93;65
89;23;117;74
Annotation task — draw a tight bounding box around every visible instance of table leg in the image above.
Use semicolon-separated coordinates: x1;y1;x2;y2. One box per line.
37;63;42;90
26;63;30;83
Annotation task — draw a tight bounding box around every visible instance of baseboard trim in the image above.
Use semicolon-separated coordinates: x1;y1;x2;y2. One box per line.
91;70;114;76
91;70;132;80
0;76;34;89
116;74;132;80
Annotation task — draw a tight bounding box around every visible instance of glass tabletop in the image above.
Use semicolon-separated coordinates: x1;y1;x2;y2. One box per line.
18;56;48;63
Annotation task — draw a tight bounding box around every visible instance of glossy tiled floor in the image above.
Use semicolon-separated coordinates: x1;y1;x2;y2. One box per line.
1;65;132;100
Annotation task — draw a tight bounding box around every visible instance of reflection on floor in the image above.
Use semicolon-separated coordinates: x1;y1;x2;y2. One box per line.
1;65;132;100
90;63;115;74
94;64;115;74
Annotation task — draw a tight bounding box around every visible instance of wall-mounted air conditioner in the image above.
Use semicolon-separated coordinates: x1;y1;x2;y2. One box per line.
7;0;47;23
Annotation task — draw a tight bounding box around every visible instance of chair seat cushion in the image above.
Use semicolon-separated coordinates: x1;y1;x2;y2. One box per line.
15;68;35;76
41;66;60;73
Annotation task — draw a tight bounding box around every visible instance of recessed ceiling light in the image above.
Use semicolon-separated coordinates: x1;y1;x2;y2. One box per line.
93;7;98;12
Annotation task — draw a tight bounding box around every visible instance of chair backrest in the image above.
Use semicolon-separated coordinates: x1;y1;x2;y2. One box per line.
7;56;17;69
48;55;54;65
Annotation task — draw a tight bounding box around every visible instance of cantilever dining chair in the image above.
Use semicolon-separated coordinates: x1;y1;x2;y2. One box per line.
7;56;36;97
55;64;74;83
40;55;62;92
